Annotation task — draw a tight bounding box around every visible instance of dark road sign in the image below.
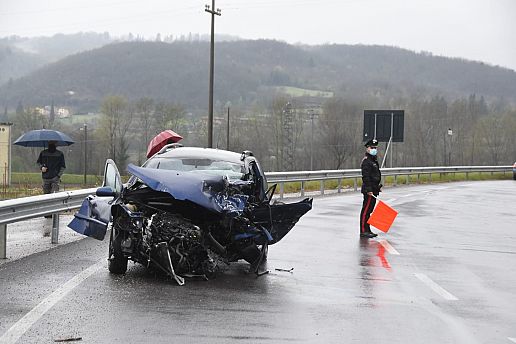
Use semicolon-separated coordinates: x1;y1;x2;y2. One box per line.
363;110;404;142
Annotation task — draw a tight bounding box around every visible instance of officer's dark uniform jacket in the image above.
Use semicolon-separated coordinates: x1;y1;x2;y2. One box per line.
360;153;381;195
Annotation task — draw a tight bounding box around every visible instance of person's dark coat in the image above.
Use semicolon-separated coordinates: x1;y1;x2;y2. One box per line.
361;153;382;195
37;148;66;180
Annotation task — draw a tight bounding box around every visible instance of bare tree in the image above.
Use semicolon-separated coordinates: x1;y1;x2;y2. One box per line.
99;95;132;168
154;102;185;134
319;98;361;169
268;95;290;170
135;97;155;163
476;115;505;165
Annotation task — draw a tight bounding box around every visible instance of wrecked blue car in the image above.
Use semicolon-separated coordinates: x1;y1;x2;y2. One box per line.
69;146;312;284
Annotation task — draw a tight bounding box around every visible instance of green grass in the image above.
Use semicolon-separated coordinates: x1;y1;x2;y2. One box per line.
3;172;132;198
10;172;102;185
274;86;334;98
58;113;102;125
0;173;104;199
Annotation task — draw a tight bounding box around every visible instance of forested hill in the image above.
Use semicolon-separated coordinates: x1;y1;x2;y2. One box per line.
2;39;516;111
0;32;114;86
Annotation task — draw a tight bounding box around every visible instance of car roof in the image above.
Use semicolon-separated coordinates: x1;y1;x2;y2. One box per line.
154;146;244;164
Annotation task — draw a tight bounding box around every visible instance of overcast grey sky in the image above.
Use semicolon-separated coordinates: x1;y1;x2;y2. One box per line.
1;0;515;70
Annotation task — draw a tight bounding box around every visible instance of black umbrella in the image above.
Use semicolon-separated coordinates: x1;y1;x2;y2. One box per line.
13;129;75;147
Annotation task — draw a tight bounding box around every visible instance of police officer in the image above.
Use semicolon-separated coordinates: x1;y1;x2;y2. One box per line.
360;138;382;238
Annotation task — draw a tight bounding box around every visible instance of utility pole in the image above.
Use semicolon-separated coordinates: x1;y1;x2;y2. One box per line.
205;1;221;148
309;109;315;170
82;124;87;185
282;102;294;171
226;106;230;151
447;128;453;166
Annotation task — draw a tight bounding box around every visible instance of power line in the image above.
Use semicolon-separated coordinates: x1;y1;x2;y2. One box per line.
0;2;200;16
221;0;365;11
0;6;201;34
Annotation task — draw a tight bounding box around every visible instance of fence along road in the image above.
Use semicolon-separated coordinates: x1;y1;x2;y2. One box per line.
0;166;512;259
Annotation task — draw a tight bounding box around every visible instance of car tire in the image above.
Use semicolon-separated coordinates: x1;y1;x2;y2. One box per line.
108;229;128;274
259;244;268;260
240;244;261;265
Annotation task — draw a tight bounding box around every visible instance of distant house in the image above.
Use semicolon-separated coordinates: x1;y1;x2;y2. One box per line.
35;106;50;116
56;107;70;118
34;106;70;118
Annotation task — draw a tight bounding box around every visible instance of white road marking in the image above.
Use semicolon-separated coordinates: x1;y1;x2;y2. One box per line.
415;273;458;301
377;239;400;255
385;198;397;203
0;260;104;344
508;337;516;343
401;193;414;198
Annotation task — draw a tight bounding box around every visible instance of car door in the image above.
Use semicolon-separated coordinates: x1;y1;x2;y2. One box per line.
250;197;313;244
68;159;122;240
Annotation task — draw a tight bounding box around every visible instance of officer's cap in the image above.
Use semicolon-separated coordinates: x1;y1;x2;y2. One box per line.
364;138;378;147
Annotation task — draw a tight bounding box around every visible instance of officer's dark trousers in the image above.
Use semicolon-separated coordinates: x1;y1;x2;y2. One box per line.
360;193;377;234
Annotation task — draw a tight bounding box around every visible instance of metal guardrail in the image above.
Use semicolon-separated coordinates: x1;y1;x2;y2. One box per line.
265;165;513;198
0;166;512;259
0;188;97;259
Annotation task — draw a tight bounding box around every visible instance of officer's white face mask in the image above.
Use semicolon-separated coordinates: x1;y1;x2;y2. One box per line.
368;148;378;156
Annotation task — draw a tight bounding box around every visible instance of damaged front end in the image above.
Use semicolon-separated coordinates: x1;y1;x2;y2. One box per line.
69;150;312;285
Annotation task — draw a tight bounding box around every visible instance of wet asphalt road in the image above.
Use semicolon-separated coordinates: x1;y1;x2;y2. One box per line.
0;180;515;344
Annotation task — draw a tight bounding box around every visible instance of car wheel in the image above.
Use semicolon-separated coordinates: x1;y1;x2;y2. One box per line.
108;228;128;274
259;243;268;260
240;244;261;265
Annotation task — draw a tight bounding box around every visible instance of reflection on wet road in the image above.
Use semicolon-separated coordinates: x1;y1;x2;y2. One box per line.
0;180;515;343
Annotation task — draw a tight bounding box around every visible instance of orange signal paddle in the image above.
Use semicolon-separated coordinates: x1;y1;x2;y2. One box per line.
367;197;398;233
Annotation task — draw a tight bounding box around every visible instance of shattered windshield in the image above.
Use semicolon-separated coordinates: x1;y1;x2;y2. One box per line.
145;157;246;180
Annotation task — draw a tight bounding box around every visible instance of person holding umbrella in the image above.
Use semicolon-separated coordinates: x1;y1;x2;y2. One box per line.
14;129;73;227
37;140;66;195
14;129;73;195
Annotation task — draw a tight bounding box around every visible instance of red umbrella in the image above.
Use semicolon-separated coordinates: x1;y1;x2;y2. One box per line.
146;130;183;158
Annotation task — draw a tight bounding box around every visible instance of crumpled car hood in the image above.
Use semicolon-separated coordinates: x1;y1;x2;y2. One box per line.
127;164;248;216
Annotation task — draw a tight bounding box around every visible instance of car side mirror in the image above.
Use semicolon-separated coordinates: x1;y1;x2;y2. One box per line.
96;186;116;197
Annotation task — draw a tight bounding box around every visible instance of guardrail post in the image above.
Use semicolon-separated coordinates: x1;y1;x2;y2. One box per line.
300;181;305;197
429;173;432;183
0;223;6;259
51;213;59;244
338;178;342;193
394;175;398;186
417;174;420;184
353;178;357;192
466;172;469;180
320;180;324;195
279;182;284;199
